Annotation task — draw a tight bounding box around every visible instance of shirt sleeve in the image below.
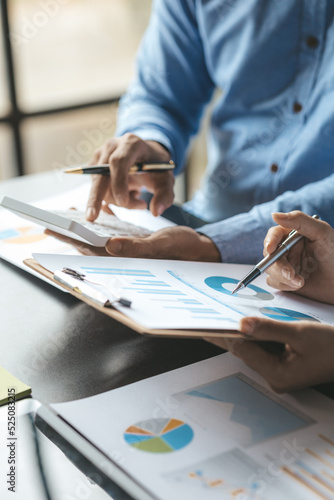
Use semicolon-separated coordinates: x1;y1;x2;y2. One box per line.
198;173;334;264
115;0;215;172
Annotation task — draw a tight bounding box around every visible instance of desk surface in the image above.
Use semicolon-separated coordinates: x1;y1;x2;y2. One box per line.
0;171;222;406
1;171;334;500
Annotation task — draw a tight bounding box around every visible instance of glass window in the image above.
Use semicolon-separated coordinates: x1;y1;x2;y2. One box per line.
0;126;15;180
10;0;152;112
22;104;117;174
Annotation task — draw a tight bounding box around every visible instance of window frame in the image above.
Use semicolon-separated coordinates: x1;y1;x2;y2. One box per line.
0;0;120;176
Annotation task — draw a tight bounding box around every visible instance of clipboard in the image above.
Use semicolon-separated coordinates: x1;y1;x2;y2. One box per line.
24;258;243;339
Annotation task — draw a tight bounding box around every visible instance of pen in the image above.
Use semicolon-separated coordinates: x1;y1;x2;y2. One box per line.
64;161;176;175
231;215;319;295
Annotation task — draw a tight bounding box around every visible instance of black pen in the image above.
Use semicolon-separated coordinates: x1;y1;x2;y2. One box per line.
64;161;176;175
231;215;319;295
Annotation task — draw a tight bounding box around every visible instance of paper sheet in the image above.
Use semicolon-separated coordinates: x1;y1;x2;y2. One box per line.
0;184;174;281
52;353;334;500
33;254;334;330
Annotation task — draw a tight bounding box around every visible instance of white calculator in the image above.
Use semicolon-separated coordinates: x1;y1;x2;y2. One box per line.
0;196;151;246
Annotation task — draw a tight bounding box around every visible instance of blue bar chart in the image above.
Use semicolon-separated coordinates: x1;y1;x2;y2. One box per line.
79;265;240;327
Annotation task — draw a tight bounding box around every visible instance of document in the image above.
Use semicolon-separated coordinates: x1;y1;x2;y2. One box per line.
0;184;173;280
33;253;334;331
52;353;334;500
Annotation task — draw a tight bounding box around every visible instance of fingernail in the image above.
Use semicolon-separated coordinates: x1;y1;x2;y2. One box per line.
106;240;122;255
291;277;304;287
282;267;291;280
272;212;288;218
157;204;165;216
86;207;96;220
240;318;258;336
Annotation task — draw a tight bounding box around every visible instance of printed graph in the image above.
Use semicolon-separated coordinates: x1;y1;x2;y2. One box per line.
283;433;334;500
124;418;193;453
79;267;237;323
81;267;155;277
260;307;320;322
165;448;275;499
205;276;274;301
174;373;314;447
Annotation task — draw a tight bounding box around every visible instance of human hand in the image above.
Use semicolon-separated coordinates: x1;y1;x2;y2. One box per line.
86;134;174;221
45;226;221;262
206;317;334;392
105;226;221;262
263;211;334;305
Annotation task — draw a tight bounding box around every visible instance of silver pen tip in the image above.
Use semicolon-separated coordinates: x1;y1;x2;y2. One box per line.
231;282;243;295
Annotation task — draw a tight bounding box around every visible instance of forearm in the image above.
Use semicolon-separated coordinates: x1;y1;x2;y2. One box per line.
199;173;334;263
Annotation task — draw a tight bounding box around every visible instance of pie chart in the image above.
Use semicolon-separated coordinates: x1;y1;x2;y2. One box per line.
124;418;194;453
205;276;274;301
260;307;320;322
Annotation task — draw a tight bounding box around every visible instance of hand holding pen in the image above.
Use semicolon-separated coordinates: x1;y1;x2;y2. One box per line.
65;161;175;175
232;212;334;305
79;136;175;221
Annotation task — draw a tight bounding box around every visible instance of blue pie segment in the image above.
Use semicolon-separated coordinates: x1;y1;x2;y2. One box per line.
124;418;194;453
260;307;320;322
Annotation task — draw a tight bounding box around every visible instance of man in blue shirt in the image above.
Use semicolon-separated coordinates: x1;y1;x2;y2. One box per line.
86;0;334;264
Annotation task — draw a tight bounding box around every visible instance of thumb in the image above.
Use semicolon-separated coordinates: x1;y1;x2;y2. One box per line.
106;236;154;258
239;317;299;344
272;211;325;242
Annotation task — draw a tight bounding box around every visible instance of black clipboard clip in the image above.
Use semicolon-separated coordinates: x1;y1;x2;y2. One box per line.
54;268;132;308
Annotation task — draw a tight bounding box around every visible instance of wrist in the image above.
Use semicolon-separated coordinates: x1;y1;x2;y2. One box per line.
146;140;171;162
198;234;221;262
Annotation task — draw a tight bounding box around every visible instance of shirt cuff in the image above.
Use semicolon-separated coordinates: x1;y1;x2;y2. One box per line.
198;212;268;264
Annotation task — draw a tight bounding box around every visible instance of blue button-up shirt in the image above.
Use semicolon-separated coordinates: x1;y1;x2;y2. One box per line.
116;0;334;263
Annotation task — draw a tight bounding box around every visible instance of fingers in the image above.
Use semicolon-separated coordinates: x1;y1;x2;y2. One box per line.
105;228;180;259
263;225;288;255
106;235;155;259
86;141;118;221
272;211;330;242
148;172;175;216
110;134;146;206
86;135;174;218
231;340;282;380
86;176;109;221
101;201;115;215
204;337;240;351
265;254;305;291
105;227;221;262
239;317;302;344
205;333;286;391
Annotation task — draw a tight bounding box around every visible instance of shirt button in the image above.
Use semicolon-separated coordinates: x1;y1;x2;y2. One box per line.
306;35;319;49
293;102;303;113
270;163;279;173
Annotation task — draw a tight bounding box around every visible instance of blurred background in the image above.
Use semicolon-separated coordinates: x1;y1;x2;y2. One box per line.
0;0;207;202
